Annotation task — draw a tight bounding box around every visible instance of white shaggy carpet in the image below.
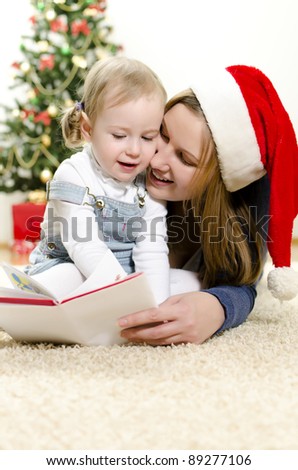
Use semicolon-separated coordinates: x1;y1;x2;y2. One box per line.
0;263;298;450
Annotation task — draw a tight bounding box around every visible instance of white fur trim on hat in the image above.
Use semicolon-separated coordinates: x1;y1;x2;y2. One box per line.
191;69;266;192
267;267;298;301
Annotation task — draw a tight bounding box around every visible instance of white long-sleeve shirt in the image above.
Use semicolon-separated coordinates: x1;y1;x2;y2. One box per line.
41;146;170;304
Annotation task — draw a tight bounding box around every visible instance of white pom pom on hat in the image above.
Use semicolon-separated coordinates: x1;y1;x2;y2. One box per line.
191;65;298;301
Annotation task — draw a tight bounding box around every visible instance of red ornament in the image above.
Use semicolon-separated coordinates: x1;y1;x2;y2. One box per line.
88;3;106;13
11;62;21;69
71;19;91;37
34;111;51;126
11;239;38;255
29;15;36;25
50;17;68;33
22;109;35;120
39;54;55;71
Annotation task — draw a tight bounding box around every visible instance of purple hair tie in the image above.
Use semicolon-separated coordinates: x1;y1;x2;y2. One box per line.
75;101;84;111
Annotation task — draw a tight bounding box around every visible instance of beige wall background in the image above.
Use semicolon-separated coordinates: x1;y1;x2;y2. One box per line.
0;0;297;237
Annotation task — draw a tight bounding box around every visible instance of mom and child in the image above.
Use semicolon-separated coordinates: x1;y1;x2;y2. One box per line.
25;55;298;345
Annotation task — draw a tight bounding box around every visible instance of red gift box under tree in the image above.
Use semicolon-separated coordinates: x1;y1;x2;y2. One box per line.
12;202;46;242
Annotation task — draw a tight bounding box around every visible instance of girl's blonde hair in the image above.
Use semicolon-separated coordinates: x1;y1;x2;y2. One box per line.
61;56;167;149
166;89;265;288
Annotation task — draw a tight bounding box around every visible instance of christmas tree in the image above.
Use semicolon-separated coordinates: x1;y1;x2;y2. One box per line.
0;0;122;193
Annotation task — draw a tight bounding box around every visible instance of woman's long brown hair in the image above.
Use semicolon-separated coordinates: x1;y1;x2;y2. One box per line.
165;89;265;288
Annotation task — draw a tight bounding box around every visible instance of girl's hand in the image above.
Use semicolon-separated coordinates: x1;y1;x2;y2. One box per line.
118;292;225;345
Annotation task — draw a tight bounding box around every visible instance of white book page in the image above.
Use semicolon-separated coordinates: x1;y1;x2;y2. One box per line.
0;250;127;303
0;262;56;299
65;251;127;301
0;285;51;300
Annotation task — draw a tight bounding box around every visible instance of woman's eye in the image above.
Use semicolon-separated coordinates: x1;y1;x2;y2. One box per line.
160;127;169;142
179;152;196;167
142;136;153;142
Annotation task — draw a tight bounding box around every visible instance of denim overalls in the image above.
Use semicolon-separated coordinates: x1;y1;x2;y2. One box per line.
25;175;147;276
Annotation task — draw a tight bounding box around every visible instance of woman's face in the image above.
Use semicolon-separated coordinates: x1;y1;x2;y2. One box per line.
146;103;206;201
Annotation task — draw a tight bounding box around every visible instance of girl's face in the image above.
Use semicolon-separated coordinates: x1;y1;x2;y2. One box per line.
81;95;164;183
146;103;207;201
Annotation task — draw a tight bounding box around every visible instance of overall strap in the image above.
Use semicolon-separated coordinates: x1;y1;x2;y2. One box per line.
46;180;88;205
134;172;147;208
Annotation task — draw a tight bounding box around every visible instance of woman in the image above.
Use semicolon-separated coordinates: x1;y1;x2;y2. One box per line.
118;65;298;345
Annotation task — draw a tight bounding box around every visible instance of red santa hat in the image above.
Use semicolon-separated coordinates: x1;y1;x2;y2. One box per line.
191;65;298;301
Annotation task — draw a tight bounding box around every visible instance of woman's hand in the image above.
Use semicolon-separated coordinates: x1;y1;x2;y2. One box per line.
118;292;225;345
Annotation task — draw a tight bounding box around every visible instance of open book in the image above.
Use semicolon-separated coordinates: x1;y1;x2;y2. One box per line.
0;254;157;346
